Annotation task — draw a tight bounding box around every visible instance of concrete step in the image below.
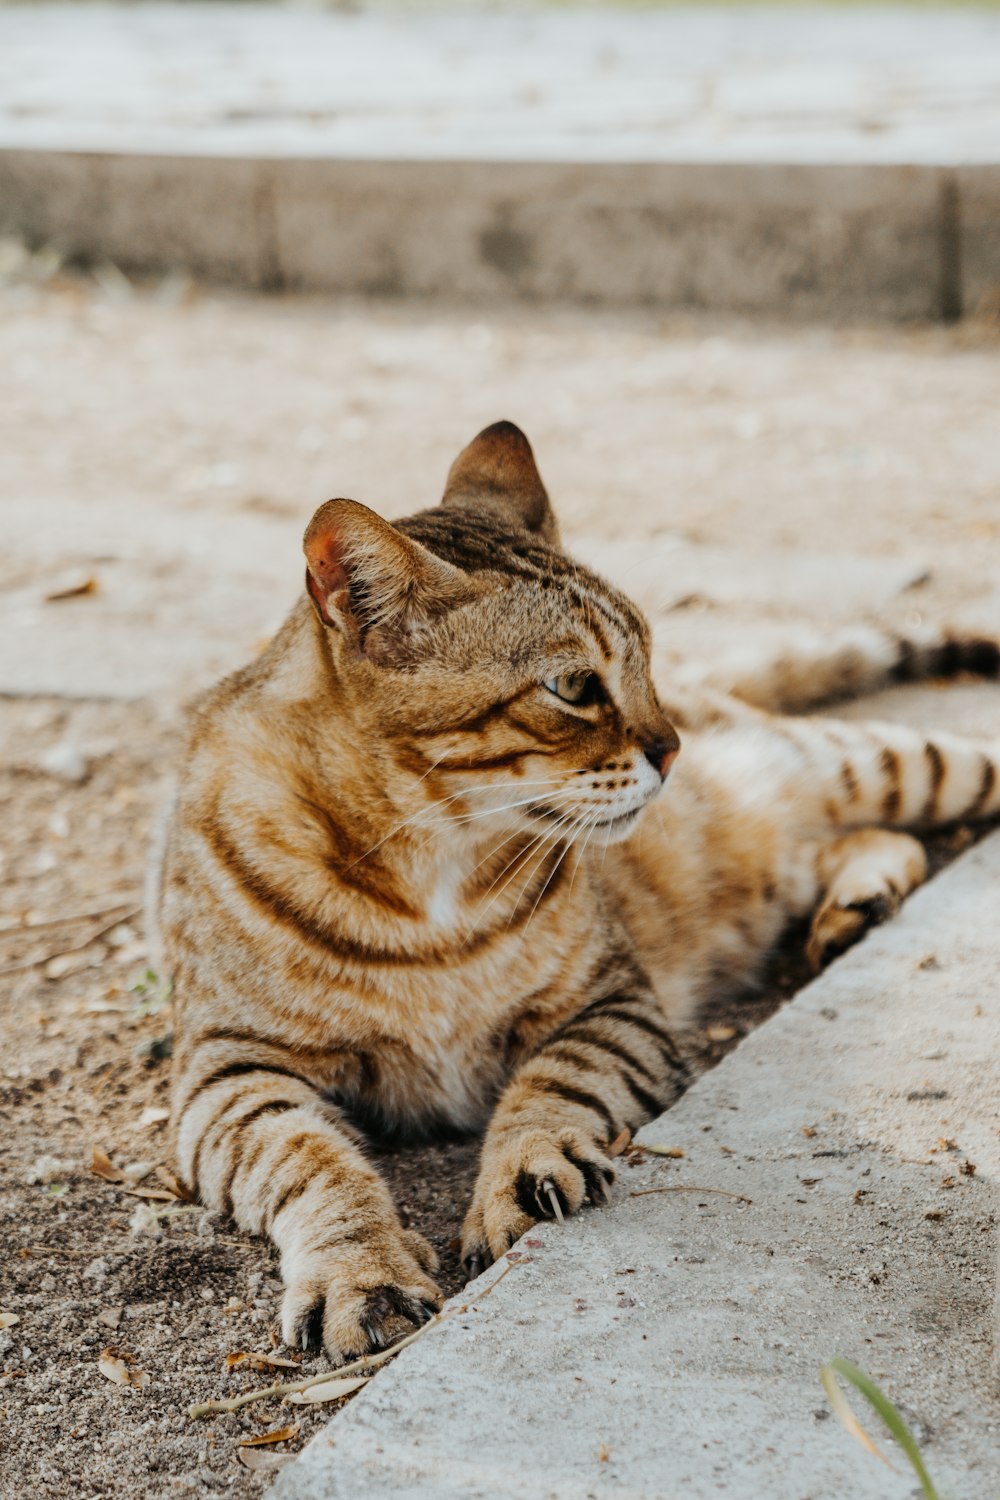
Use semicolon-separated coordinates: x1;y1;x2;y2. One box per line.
2;6;999;318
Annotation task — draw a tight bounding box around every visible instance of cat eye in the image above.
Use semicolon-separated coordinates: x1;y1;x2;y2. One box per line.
542;671;601;706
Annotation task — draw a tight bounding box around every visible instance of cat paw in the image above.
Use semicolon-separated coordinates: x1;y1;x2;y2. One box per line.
280;1227;442;1359
806;889;900;971
460;1128;615;1274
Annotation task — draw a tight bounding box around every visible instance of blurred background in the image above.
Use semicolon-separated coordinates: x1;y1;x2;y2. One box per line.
2;1;1000;1493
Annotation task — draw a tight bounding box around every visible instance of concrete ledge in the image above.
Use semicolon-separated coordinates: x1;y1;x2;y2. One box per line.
0;150;978;320
272;831;1000;1500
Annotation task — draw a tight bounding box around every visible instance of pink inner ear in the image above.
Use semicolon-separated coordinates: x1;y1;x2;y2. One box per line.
307;528;350;596
305;526;352;628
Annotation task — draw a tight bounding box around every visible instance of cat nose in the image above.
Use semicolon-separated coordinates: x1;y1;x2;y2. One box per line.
643;733;680;780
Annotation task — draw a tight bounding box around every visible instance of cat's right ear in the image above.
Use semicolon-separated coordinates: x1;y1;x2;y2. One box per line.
304;498;478;655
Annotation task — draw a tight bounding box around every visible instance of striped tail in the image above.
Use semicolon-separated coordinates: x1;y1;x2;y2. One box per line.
814;719;1000;831
682;625;1000;715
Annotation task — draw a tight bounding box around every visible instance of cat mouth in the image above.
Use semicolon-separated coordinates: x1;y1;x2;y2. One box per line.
528;803;643;834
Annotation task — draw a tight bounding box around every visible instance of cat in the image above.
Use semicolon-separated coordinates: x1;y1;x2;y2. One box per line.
155;420;1000;1358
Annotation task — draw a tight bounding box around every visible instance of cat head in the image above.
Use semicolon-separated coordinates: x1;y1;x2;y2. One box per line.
303;421;679;846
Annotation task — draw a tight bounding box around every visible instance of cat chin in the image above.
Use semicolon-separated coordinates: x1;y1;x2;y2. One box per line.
585;808;644;847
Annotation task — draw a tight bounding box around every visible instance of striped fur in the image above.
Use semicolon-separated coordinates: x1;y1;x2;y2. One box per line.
156;421;1000;1356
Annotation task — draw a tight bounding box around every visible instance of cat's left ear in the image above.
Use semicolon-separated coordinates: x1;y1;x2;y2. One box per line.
441;420;560;545
304;498;479;657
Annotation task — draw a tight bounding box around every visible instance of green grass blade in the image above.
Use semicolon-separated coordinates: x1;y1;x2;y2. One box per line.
821;1359;940;1500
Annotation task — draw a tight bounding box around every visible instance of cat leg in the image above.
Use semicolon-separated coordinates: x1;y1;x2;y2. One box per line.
806;828;928;971
172;1037;442;1357
460;973;689;1274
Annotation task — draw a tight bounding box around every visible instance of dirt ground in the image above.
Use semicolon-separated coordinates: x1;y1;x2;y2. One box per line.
2;259;999;1498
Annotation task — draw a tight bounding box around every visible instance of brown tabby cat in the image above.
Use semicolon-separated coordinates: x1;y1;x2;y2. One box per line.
156;421;1000;1358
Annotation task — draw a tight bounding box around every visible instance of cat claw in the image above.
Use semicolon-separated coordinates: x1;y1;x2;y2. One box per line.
542;1179;565;1224
463;1253;486;1284
363;1319;385;1349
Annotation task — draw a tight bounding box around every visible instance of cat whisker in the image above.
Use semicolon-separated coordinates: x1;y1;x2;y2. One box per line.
466;807;581;939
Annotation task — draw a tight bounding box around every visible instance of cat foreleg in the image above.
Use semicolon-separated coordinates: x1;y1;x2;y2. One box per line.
461;983;689;1274
172;1044;442;1357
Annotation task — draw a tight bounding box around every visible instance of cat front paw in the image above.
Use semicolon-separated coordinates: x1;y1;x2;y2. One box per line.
461;1128;615;1275
281;1226;442;1359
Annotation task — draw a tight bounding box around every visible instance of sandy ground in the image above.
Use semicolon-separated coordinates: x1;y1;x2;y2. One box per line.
2;259;999;1497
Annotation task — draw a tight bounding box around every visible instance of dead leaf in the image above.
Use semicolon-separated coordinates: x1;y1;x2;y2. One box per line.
0;1312;20;1330
155;1167;194;1201
98;1346;150;1389
225;1351;301;1373
239;1424;299;1448
706;1024;737;1043
45;574;99;603
607;1128;631;1158
287;1375;370;1405
97;1307;123;1330
237;1449;295;1474
138;1106;170;1129
801;1126;817;1138
641;1144;684;1159
90;1147;124;1185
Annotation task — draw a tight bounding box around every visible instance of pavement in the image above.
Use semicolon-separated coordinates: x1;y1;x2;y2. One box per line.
273;826;1000;1500
2;6;999;317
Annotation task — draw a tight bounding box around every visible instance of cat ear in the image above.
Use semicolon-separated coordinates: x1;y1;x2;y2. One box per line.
441;420;560;545
304;498;477;654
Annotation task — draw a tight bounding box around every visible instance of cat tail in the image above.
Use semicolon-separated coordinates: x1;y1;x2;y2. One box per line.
802;718;1000;832
677;624;1000;715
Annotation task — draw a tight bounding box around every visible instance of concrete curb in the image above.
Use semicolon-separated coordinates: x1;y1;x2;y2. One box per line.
4;148;999;320
271;830;1000;1500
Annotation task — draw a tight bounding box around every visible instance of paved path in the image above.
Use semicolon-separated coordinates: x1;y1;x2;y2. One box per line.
3;4;1000;163
275;829;1000;1500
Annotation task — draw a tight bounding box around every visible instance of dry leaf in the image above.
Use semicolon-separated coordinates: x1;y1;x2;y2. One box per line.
91;1148;124;1185
97;1306;123;1330
287;1375;370;1405
238;1424;299;1448
0;1311;20;1330
98;1346;150;1389
122;1186;179;1202
225;1351;301;1373
607;1128;631;1158
155;1168;193;1201
237;1449;294;1474
706;1024;737;1043
45;574;98;603
641;1144;684;1159
138;1107;170;1129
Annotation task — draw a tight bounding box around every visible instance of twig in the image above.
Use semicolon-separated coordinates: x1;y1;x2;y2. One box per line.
0;908;142;977
188;1259;517;1419
629;1185;752;1204
18;1245;92;1258
0;898;139;937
